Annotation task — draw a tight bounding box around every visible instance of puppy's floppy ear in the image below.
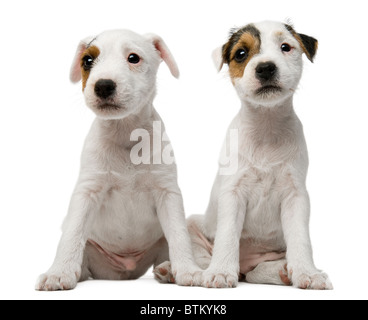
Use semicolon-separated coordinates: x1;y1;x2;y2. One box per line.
212;36;235;72
70;36;95;83
146;34;180;79
212;46;224;72
286;25;318;63
297;33;318;62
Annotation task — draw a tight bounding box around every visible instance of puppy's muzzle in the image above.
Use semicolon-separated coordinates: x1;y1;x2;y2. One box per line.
95;79;117;99
256;62;277;82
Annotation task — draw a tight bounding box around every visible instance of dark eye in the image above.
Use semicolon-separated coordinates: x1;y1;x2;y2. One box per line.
234;49;248;63
281;43;292;52
128;53;141;64
82;55;94;71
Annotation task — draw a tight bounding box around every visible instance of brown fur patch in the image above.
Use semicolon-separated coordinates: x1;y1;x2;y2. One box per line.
81;46;100;91
285;25;318;62
226;32;261;80
297;33;318;62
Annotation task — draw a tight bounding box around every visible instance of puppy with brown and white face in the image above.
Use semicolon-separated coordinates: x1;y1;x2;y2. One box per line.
156;21;332;290
204;21;332;289
216;22;315;107
36;29;201;291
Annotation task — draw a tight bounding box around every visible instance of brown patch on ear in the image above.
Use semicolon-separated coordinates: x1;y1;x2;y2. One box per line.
285;25;318;62
80;46;100;91
296;33;318;62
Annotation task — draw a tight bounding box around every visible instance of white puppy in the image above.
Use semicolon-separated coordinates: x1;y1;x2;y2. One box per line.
36;29;201;291
156;21;333;290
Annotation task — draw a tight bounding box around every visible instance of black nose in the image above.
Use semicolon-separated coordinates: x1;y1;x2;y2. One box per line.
256;62;277;82
94;79;117;99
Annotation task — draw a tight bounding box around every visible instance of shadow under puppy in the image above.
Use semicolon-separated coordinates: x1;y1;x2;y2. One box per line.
155;21;333;290
36;29;201;291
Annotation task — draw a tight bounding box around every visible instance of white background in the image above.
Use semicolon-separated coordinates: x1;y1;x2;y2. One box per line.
1;0;367;300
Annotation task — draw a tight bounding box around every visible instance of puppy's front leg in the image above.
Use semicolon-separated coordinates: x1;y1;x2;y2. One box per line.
281;191;333;290
36;181;102;291
203;189;246;288
155;189;203;287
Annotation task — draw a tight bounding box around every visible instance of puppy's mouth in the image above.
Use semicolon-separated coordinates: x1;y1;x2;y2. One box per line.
256;85;283;96
96;103;124;111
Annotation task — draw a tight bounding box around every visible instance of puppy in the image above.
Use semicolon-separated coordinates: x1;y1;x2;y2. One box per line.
156;21;333;290
36;29;201;291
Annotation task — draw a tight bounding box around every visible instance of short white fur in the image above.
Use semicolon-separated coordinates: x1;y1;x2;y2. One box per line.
201;21;333;289
36;29;201;291
155;21;332;290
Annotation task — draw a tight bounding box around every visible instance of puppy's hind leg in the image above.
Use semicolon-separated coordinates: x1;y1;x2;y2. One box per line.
154;261;176;284
187;215;213;270
153;239;175;284
245;259;291;286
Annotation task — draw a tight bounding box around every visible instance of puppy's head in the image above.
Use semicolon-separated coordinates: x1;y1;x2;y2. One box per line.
70;30;179;120
214;21;318;107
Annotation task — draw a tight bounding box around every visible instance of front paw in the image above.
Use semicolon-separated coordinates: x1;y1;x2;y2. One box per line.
175;266;203;287
288;266;333;290
154;261;203;287
202;269;238;288
36;265;81;291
